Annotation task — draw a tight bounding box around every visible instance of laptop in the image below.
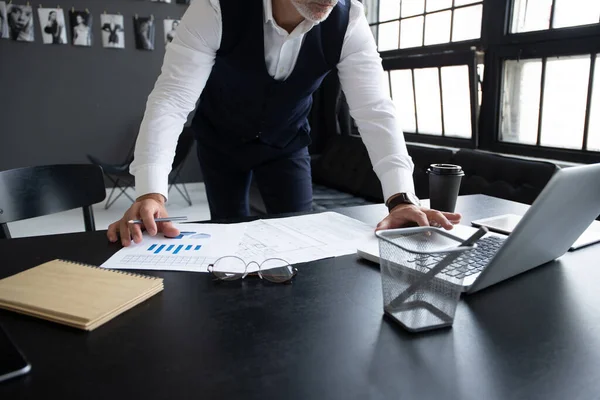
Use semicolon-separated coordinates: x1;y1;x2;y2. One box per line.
357;163;600;294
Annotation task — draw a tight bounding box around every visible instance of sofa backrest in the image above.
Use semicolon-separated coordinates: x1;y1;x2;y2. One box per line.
453;149;559;205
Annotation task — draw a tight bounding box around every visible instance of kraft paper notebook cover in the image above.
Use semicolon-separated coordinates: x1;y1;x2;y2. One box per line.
0;259;163;331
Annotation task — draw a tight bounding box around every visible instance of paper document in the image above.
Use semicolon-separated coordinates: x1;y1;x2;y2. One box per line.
102;212;376;273
101;223;246;272
238;212;375;272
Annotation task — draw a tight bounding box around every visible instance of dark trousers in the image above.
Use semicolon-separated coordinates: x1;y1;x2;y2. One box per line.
196;139;313;220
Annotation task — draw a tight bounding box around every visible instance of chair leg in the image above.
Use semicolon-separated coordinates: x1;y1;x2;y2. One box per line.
174;183;192;206
0;223;11;239
82;206;96;232
105;178;135;209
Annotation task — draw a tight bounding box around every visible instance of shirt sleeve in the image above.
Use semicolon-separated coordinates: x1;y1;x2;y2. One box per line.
336;0;416;203
129;0;222;200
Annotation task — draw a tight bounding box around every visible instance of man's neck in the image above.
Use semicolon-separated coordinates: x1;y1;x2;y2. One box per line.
272;0;305;33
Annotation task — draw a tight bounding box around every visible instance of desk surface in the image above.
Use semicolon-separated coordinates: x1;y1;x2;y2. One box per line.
1;195;600;400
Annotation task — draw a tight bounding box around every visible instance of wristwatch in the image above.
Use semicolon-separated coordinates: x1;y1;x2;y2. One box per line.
386;192;421;212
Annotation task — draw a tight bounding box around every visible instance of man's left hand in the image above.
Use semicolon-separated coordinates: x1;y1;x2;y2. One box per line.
376;204;461;231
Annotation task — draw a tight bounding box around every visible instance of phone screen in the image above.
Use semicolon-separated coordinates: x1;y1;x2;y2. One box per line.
0;325;31;383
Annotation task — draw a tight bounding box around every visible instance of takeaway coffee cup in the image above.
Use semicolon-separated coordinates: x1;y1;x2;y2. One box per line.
427;164;464;213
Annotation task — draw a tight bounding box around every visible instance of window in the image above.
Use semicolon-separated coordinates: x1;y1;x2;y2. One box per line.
363;0;600;163
511;0;600;33
368;0;484;51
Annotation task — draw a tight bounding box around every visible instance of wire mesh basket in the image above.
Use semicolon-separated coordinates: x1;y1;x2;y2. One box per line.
376;227;479;332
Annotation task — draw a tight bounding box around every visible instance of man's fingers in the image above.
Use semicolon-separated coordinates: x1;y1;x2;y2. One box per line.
160;222;181;237
412;210;430;227
140;205;158;235
119;219;132;247
107;222;119;242
131;224;144;244
426;210;452;229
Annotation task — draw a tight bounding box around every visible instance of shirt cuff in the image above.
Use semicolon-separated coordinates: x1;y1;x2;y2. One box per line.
378;168;416;204
133;165;171;202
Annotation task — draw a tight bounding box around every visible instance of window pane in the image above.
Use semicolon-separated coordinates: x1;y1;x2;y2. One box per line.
500;59;542;145
454;0;480;6
540;56;590;149
390;69;417;132
553;0;600;29
378;21;400;51
379;0;401;22
511;0;552;33
401;0;425;18
414;68;443;135
441;65;472;138
426;0;452;13
424;11;451;46
588;56;600;151
400;16;424;49
452;5;482;42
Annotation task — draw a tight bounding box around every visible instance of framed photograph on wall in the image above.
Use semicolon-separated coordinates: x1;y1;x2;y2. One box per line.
0;1;9;39
6;3;34;42
164;18;180;45
38;8;67;45
70;10;92;47
101;13;124;49
134;15;155;51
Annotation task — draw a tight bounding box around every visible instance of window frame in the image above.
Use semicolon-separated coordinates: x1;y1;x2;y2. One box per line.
369;0;600;164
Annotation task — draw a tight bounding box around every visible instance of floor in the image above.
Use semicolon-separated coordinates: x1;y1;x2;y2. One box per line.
6;183;212;239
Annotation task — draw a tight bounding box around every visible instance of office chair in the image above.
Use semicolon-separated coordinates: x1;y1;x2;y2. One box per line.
87;140;136;210
89;127;195;209
0;164;106;239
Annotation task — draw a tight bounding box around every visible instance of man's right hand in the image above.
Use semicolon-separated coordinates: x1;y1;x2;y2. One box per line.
107;193;180;247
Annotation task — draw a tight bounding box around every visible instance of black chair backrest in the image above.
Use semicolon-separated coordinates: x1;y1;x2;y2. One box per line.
172;127;196;170
0;164;106;239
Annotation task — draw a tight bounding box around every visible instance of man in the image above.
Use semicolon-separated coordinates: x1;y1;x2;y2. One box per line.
108;0;461;246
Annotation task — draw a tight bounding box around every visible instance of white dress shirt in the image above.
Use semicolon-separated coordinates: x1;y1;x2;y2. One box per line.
131;0;415;203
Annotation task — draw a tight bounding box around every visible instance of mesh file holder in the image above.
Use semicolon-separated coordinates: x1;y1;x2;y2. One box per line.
376;227;478;332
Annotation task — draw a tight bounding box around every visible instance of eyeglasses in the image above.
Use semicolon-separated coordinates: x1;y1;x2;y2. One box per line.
207;256;297;284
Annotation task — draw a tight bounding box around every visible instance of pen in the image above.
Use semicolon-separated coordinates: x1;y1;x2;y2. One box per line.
127;216;188;224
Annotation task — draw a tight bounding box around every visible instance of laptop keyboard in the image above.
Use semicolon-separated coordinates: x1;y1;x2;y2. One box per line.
436;236;506;278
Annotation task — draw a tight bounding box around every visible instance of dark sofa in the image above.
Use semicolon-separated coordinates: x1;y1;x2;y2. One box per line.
249;135;560;215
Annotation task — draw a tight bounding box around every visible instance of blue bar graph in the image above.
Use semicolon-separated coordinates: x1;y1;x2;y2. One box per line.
195;245;201;250
148;244;157;251
186;245;192;251
154;244;166;254
173;245;184;254
167;245;175;251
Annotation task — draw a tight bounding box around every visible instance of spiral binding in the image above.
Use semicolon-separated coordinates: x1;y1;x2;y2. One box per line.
58;259;162;281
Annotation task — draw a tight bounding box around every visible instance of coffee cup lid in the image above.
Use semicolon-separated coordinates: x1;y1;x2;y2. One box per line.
427;164;465;176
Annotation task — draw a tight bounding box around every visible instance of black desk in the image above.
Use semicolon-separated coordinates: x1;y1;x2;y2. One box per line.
1;195;600;400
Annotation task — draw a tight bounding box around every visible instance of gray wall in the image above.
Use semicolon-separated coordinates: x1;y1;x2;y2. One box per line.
0;0;202;184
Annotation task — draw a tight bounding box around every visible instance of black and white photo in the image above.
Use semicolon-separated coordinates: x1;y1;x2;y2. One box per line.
7;3;34;42
38;8;67;45
151;0;172;3
164;19;180;45
0;1;8;39
70;10;92;47
101;13;124;49
134;16;155;51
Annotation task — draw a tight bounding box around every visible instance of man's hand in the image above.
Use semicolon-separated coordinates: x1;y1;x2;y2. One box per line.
107;193;180;247
376;204;461;231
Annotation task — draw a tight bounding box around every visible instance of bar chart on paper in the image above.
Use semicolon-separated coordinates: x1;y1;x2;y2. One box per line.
101;224;246;272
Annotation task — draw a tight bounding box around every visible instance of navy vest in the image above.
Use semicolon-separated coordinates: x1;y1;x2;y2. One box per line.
192;0;351;154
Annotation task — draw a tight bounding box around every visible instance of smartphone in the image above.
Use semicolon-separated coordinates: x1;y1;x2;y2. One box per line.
471;214;522;235
0;324;31;383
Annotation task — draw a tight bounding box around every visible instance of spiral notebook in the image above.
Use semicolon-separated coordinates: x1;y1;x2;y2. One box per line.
0;259;164;331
